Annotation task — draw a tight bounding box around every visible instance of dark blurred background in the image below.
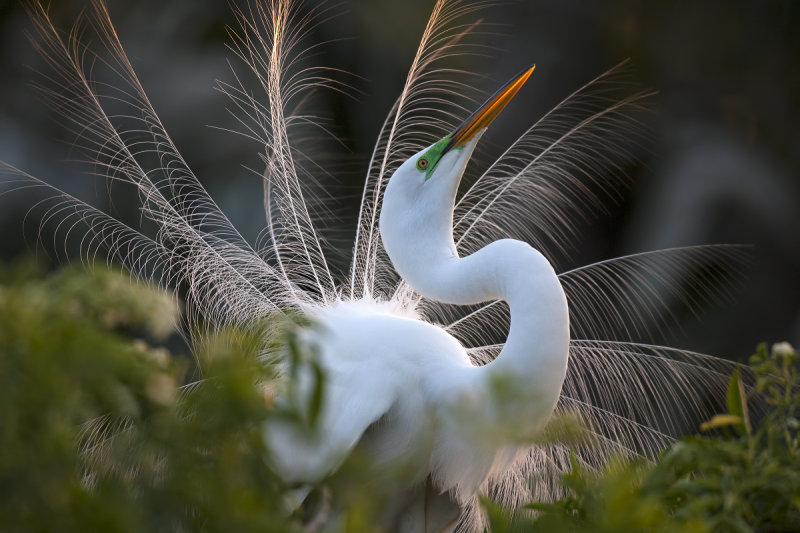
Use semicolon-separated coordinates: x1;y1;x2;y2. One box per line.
0;0;798;360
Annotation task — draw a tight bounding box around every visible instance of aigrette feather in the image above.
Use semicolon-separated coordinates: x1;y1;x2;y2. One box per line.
1;1;757;531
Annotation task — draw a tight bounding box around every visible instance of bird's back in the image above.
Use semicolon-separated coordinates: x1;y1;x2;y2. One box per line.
267;298;477;487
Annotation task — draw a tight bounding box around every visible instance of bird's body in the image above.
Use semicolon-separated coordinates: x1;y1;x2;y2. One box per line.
270;229;569;501
272;299;476;485
269;91;571;503
3;1;750;530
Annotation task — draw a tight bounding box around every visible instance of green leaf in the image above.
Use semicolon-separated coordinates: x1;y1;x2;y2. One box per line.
727;368;743;418
700;414;743;432
308;359;326;426
725;368;751;435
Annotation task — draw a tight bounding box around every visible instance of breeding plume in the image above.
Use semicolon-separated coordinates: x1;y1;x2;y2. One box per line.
3;0;748;530
267;67;570;504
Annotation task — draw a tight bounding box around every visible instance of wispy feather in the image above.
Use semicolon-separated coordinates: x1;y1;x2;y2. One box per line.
350;0;492;299
3;1;751;531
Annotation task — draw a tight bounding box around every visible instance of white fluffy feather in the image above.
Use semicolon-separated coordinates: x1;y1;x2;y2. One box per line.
2;1;755;531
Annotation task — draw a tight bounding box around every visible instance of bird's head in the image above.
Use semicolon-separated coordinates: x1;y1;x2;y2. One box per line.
380;66;535;282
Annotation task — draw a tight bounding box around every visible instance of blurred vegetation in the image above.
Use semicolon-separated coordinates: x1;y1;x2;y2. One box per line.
0;261;294;532
1;262;798;532
488;343;800;533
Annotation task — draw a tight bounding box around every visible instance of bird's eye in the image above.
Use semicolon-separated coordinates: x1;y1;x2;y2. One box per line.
416;157;429;170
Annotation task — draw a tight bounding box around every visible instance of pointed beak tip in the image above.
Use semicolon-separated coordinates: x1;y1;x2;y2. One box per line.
524;63;536;75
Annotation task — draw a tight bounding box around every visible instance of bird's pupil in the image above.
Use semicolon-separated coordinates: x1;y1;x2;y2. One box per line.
417;158;428;170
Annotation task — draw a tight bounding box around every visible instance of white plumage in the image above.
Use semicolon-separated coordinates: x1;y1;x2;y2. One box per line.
1;0;752;530
268;126;570;505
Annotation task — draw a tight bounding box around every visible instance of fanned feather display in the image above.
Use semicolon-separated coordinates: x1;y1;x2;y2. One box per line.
3;1;749;530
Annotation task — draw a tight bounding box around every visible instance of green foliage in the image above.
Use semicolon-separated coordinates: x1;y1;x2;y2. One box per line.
2;262;798;532
0;259;180;339
509;342;800;532
485;456;708;533
0;262;297;532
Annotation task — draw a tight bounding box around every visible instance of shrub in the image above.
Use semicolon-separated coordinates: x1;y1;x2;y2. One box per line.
500;342;800;532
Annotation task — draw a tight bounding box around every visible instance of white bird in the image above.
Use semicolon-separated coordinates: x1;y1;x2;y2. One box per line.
267;66;569;502
2;0;751;531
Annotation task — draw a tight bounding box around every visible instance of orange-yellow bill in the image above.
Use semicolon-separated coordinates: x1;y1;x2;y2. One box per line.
445;65;535;153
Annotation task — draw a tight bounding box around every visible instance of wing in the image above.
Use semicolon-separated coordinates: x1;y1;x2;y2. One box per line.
264;359;398;483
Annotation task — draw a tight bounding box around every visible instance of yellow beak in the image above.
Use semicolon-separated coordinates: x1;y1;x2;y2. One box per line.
444;65;535;154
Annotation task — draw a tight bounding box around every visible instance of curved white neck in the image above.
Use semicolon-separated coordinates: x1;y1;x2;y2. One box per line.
382;205;569;423
427;240;569;397
379;137;569;425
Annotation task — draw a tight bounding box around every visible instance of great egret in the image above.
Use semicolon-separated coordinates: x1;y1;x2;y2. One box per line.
2;0;749;530
267;66;569;501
